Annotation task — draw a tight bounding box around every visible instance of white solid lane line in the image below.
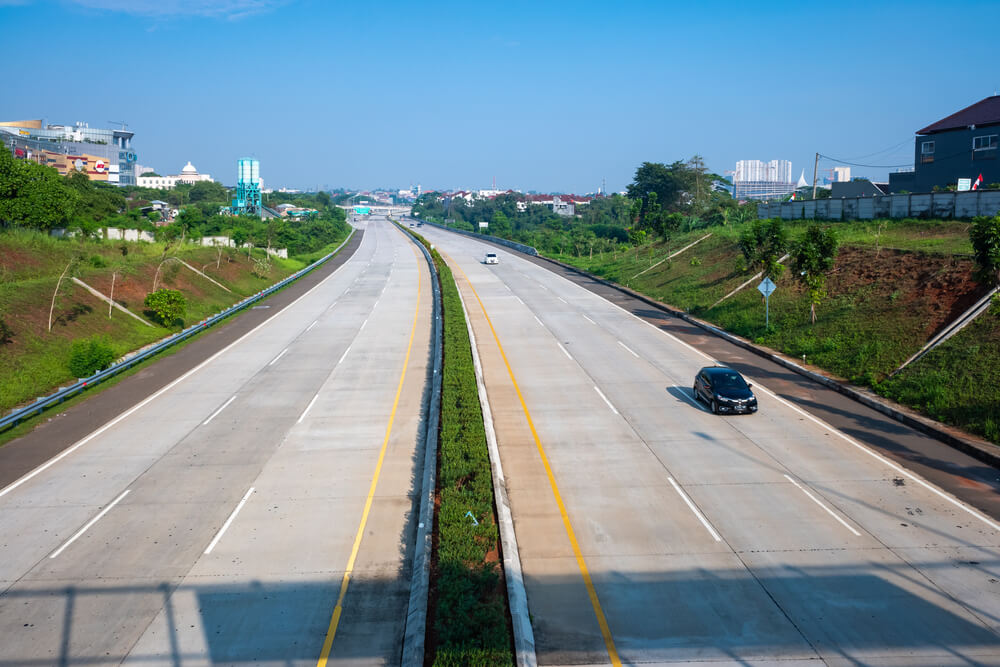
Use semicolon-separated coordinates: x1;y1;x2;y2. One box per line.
668;477;722;542
203;395;237;426
268;347;289;366
617;340;640;358
306;320;318;332
338;345;352;365
50;489;130;558
582;314;596;324
755;384;1000;533
204;487;255;554
515;295;525;305
557;296;568;304
360;317;369;331
533;315;544;326
298;394;320;424
783;474;862;536
593;386;619;415
557;342;573;360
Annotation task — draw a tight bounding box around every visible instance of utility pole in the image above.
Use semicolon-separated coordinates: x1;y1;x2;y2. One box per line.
812;152;819;200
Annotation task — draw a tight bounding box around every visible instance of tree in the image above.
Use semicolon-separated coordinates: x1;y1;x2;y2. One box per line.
48;254;83;332
970;215;1000;287
188;180;229;203
144;288;186;327
0;146;78;230
791;224;839;323
739;218;788;280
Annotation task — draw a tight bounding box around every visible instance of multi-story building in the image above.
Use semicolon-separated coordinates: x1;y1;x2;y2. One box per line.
889;95;1000;193
0;119;137;185
732;159;795;200
136;162;214;189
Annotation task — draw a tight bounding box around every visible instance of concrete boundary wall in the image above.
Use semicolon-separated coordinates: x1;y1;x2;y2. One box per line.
759;190;1000;220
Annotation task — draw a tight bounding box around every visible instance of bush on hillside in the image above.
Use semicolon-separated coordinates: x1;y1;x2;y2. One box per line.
0;318;13;345
67;337;116;378
144;288;186;326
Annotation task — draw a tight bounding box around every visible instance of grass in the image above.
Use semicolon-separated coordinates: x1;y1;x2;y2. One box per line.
551;217;1000;446
877;300;1000;443
0;226;351;427
404;225;514;666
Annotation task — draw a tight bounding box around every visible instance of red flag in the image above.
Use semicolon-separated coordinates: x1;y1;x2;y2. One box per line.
972;173;983;190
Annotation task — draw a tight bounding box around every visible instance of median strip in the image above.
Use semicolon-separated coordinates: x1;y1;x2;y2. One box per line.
397;224;516;665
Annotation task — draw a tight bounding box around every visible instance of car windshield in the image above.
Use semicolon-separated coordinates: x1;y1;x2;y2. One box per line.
713;372;747;389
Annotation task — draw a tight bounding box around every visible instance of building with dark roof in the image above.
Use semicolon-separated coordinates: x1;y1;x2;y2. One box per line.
890;95;1000;193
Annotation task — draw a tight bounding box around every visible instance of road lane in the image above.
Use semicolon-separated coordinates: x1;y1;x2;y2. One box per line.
420;224;1000;666
0;218;432;665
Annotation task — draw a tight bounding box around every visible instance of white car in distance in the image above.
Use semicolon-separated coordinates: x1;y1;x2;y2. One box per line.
484;252;499;265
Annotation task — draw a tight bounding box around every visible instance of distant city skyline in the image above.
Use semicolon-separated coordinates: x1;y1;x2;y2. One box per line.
1;0;997;192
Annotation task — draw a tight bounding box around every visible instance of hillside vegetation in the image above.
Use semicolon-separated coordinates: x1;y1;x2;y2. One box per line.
0;228;349;415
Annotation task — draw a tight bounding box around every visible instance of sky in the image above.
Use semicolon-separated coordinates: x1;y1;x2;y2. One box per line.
1;0;998;193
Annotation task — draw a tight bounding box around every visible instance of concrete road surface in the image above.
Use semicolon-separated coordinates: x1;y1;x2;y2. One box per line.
417;223;1000;667
0;218;431;666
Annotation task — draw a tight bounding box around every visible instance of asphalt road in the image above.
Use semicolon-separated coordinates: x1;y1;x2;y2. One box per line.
0;217;432;666
417;222;1000;666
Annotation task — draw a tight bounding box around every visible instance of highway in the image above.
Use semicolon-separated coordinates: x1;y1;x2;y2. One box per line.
416;222;1000;666
0;218;432;665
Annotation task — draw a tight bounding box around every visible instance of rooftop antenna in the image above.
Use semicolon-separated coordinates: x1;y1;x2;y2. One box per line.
108;120;128;130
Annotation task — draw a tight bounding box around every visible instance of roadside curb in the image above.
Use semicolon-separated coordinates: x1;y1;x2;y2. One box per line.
455;278;537;667
535;255;1000;470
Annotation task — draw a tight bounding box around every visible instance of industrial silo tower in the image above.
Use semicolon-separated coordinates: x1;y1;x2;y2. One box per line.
231;157;262;217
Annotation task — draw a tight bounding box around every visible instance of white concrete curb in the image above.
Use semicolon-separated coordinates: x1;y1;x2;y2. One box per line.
455;285;537;667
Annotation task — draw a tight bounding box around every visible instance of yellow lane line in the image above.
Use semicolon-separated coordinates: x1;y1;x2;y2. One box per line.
315;240;422;666
442;251;622;667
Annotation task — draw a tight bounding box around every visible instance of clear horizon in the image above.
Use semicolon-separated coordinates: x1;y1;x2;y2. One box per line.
2;0;996;193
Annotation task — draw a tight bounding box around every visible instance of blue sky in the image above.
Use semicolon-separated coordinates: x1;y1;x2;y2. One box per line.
1;0;997;193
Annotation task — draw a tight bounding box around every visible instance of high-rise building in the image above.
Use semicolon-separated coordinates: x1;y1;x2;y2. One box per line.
732;159;795;200
0;119;138;185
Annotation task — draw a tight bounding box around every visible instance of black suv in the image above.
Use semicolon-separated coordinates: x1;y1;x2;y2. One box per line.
693;366;758;415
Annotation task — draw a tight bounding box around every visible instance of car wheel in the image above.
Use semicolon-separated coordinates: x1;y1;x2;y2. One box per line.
710;399;718;415
692;385;700;402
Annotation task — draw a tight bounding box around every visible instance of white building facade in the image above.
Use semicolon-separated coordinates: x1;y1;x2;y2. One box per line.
136;162;213;189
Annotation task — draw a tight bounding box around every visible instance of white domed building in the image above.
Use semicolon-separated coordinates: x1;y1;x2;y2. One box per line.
137;161;214;189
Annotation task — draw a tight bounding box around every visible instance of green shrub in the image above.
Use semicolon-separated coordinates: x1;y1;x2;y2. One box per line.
0;318;12;345
144;288;186;326
89;254;107;268
67;337;116;378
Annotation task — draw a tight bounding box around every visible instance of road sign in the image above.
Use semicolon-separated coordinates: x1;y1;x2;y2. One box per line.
758;277;777;328
757;277;776;298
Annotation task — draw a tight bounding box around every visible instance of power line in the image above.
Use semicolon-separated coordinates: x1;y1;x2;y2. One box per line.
818;153;912;169
835;138;913;162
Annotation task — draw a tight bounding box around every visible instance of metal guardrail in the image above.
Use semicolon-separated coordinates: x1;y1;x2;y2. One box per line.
0;229;356;433
391;219;443;665
410;217;538;256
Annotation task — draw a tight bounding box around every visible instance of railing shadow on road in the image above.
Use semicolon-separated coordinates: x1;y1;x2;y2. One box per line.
1;558;999;665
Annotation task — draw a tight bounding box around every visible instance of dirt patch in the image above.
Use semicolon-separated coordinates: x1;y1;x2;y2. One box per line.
830;246;984;337
0;245;48;280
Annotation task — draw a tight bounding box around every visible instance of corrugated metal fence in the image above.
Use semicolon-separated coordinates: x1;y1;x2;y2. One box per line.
758;190;1000;220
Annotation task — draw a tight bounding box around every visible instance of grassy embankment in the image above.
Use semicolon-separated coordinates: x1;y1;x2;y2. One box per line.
551;218;1000;445
405;226;513;666
0;227;349;415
